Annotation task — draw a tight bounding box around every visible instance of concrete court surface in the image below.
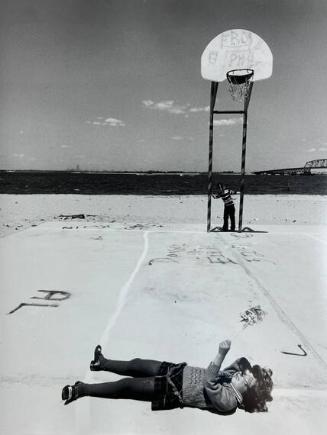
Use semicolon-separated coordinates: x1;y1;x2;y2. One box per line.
0;221;326;435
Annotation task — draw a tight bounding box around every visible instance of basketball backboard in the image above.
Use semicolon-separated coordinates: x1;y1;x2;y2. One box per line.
201;29;273;82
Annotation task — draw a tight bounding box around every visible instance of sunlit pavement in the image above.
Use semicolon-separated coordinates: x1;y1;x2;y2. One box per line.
1;222;326;435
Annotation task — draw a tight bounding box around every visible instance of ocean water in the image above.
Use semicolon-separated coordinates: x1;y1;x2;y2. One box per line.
0;171;326;195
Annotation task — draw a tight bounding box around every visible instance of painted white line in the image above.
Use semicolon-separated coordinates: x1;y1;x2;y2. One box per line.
75;230;150;435
95;230;150;357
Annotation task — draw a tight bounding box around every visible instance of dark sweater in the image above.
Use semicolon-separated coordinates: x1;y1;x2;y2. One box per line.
182;358;251;413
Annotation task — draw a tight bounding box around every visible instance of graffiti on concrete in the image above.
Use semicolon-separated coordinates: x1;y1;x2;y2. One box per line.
281;344;307;357
8;290;71;315
148;257;178;265
148;243;236;265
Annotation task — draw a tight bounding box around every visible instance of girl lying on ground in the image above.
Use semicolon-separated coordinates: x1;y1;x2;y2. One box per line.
62;339;273;414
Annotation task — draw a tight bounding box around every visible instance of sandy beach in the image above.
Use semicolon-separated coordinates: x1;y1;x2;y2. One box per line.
1;194;326;237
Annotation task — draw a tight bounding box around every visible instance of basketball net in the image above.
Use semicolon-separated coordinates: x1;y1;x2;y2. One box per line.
226;69;254;103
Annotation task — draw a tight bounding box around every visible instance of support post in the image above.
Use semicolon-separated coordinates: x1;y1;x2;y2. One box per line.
238;82;253;231
207;82;218;232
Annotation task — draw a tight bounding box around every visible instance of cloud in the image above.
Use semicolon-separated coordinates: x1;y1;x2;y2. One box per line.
156;101;175;110
86;116;125;127
142;100;154;107
61;144;70;149
142;100;210;116
318;147;327;151
213;118;242;127
189;106;210;113
104;118;126;127
142;101;242;124
170;136;195;142
142;100;190;115
307;148;316;153
13;153;25;158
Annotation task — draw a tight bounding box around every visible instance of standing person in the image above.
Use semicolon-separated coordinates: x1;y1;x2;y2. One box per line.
62;340;273;414
213;183;237;231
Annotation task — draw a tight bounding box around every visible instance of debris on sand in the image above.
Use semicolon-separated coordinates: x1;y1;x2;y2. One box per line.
240;305;266;327
59;214;85;219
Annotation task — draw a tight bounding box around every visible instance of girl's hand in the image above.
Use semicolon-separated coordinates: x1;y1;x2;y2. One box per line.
219;339;231;353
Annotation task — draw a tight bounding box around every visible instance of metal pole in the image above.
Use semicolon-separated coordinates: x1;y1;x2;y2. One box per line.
207;82;218;232
238;82;253;231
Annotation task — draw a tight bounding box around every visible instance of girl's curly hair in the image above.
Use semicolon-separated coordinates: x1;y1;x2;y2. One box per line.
241;365;273;413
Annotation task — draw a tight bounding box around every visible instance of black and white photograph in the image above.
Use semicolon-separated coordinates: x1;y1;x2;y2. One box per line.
0;1;326;434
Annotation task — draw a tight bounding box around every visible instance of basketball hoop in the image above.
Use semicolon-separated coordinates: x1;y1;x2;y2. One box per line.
202;30;273;232
226;69;254;103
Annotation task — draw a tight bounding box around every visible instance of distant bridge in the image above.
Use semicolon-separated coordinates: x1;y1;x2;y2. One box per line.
254;159;327;175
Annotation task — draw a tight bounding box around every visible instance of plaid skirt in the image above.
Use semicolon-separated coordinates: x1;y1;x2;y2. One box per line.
151;361;187;411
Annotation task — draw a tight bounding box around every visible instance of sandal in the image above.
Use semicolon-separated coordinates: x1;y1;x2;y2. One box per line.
62;381;82;405
90;345;102;371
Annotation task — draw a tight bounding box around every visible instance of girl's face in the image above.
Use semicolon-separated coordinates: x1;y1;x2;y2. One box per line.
231;370;256;394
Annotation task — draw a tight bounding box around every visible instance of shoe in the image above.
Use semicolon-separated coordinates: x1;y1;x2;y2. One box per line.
62;381;82;405
90;345;102;371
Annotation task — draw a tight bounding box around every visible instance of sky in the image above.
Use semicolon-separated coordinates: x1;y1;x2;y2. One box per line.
1;0;327;172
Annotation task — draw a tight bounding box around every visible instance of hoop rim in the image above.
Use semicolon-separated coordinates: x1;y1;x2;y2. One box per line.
226;69;254;85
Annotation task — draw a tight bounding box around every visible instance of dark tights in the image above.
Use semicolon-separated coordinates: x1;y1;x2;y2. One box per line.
99;357;163;377
81;377;156;401
79;357;163;402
